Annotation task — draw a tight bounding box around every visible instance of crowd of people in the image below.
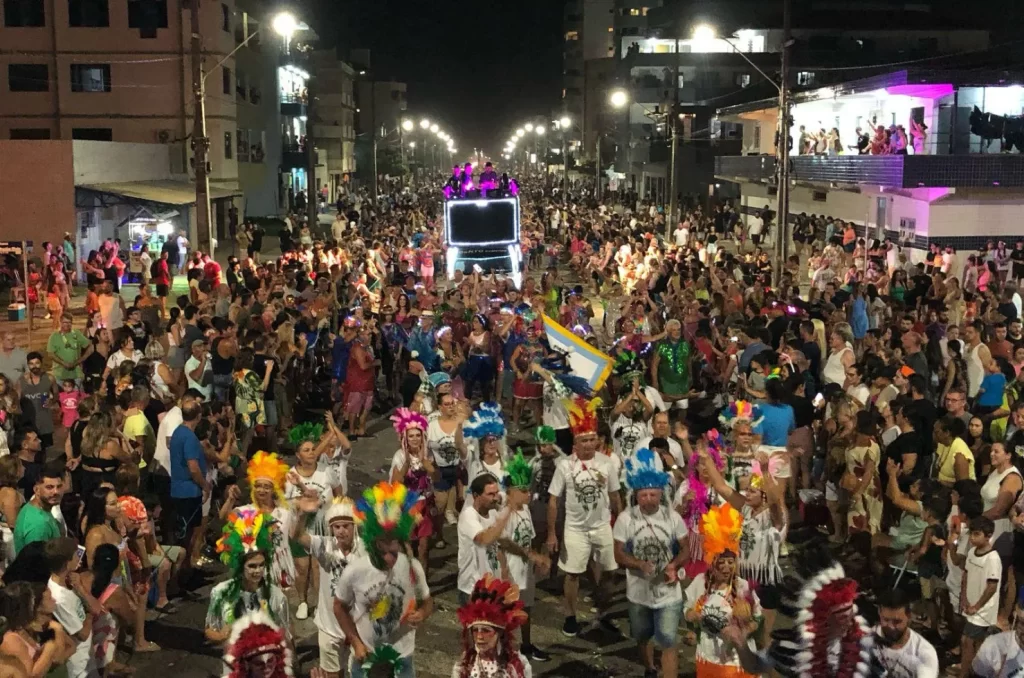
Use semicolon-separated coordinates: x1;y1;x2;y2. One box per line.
2;172;1024;678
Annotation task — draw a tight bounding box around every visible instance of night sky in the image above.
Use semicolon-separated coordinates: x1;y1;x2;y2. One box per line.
309;0;565;158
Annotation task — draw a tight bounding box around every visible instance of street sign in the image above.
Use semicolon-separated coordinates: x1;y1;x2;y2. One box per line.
0;241;31;257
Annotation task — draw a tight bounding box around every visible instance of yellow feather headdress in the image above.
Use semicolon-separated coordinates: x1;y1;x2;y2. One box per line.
701;504;743;564
246;451;289;505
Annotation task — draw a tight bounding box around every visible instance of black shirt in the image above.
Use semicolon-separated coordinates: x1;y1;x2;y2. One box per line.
253;353;278;401
905;399;938;455
802;340;822;383
884;430;927;485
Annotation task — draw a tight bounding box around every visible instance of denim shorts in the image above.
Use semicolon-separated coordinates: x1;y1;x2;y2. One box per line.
628;600;682;649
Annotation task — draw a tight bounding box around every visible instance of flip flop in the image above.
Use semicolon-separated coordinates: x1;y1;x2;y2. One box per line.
134;641;160;653
154;603;176;614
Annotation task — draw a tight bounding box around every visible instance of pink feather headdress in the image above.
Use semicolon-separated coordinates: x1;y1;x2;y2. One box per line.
682;428;726;530
391;408;428;439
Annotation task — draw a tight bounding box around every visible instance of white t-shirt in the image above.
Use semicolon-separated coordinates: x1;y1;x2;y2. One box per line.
611;417;651;459
457;505;501;594
542;381;570;430
48;578;95;678
285;465;338;537
674;227;689;247
972;630;1024;678
548;454;620;532
335;553;429;658
964;547;1002;627
643;385;668;413
875;628;939;678
612;506;687;609
105;349;143;372
154;405;182;475
502;507;536;595
427;418;461;468
184;355;212;400
310;535;362;639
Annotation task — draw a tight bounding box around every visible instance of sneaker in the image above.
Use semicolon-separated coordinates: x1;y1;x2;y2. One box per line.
434;540;447;549
598;617;620;636
561;616;581;637
445;512;457;526
524;644;551;662
295;602;309;620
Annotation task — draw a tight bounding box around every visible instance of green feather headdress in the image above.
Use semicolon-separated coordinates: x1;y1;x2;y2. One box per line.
503;449;534;490
361;645;403;678
216;507;275;572
287;422;324;447
354;482;422;565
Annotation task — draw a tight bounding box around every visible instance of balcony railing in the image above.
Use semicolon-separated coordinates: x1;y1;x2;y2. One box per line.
715;153;1024;188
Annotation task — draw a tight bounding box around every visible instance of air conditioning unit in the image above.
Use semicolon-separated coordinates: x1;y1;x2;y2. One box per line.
157;129;172;143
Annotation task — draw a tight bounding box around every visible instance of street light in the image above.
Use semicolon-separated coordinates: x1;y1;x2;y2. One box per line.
536;125;546;135
430;124;439;134
691;24;716;44
271;12;298;40
409;142;416;149
609;89;629;108
401;119;414;132
525;123;534;133
516;128;525;136
559;115;571;129
420;119;430;130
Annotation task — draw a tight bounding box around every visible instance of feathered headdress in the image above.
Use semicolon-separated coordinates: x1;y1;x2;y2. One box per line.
287;422;324;448
247;451;289;505
503;449;534;490
567;396;602;437
217;506;275;572
456;575;528;631
535;425;557;445
462;402;506;440
223;611;294;678
360;645;403;678
614;350;645;386
700;504;743;565
540;351;594;398
767;543;883;678
325;496;356;525
427;371;451;390
354;482;422;557
719;400;764;429
624;448;670;491
391;408;428;439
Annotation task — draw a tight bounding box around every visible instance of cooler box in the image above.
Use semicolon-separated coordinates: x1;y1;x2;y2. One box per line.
7;304;25;321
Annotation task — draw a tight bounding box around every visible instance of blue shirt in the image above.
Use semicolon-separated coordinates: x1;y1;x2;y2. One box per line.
754;403;796;447
331;337;353;381
502;330;525;370
169;425;206;499
978;373;1007;408
739;341;767;374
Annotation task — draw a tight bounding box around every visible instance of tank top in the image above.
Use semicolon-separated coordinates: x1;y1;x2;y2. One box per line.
210;338;235;375
823;345;852;386
981;465;1021;544
150;361;172;401
967;342;985;398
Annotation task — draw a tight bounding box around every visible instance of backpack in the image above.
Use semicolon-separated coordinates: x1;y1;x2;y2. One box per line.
150;260;161;278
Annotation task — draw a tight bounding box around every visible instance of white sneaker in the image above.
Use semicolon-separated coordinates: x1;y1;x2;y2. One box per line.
295;602;308;620
446;512;457;526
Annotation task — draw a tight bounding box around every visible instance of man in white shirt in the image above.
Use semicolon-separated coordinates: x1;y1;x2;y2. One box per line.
673;221;689;248
456;473;509;604
875;589;939;678
331;212;347;242
547;410;622;637
634;412;685;469
614;449;689;678
972;608;1024;678
46;537;96;678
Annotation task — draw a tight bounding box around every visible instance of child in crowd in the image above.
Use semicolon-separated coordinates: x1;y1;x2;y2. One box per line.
959;516;1001;677
58;379;83;431
975;359;1007;416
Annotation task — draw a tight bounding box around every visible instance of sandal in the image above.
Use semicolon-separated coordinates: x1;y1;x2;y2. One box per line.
134;641;161;653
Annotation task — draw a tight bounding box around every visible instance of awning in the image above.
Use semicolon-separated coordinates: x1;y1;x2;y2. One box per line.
77;179;241;206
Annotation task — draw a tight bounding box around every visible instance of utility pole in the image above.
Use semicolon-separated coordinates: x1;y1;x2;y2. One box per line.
775;0;792;284
562;133;568;207
306;74;317;230
190;0;213;254
595;135;601;201
667;35;679;239
370;81;379;201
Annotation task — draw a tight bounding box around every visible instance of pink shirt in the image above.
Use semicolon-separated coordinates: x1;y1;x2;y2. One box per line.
58;390;83;429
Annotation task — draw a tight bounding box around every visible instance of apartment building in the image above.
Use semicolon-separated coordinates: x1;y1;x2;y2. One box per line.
310;49;357;205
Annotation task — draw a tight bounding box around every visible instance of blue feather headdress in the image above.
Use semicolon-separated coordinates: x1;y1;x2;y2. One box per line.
462;402;506;440
541;350;594;398
624;448;670;491
427;371;451;389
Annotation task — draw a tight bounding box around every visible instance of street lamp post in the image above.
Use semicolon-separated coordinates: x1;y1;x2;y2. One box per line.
693;18;791;281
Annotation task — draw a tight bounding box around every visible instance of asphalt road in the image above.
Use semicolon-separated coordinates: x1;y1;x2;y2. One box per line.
122;416;695;678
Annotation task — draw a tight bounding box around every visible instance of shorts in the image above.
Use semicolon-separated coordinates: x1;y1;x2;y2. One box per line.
148;545;184;569
964;622;995;640
169;495;203;543
559;524;618;575
156;283;169;298
318;631;349;673
434;464;459;492
628;601;682;649
920;575;945;600
843;242;856;253
344;391;373;415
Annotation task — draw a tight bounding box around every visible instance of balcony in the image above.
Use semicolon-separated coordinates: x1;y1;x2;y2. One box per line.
280;92;307;118
715;154;1024;189
281;145;317;169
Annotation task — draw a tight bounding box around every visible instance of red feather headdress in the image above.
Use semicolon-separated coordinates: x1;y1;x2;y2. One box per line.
456;575;528;631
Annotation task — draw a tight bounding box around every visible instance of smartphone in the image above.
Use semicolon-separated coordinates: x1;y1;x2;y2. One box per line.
75;544;86;563
473;264;483;273
813;393;825;407
730;336;739;342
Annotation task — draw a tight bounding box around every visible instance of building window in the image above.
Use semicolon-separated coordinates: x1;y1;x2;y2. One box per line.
8;64;48;92
565;30;578;41
641;6;649;15
735;73;751;88
237;128;249;162
72;127;113;141
10;128;51;139
68;0;108;26
222;66;231;95
224;131;232;159
796;71;816;86
3;0;44;26
236;70;246;99
70;64;111;92
127;0;168;33
629;8;639;16
221;2;229;31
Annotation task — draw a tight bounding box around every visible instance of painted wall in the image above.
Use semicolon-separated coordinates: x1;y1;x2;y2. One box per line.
72;141;177;184
0;141;75;244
